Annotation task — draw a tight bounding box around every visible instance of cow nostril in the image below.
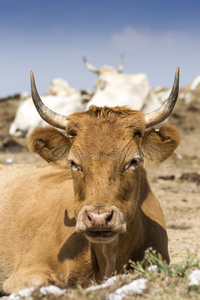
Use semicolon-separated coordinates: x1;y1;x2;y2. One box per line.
105;210;114;225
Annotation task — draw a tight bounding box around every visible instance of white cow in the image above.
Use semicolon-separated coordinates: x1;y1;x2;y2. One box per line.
83;57;162;115
9;77;85;137
48;77;93;104
48;78;77;97
9;93;84;137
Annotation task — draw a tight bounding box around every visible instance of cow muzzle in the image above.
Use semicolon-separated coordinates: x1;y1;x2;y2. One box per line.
76;206;126;243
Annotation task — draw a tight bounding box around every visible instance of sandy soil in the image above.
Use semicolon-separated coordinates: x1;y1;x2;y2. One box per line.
0;92;200;265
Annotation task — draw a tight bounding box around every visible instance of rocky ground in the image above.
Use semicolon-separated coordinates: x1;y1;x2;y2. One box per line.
0;88;200;269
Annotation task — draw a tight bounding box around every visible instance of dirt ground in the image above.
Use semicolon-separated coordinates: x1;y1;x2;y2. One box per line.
0;91;200;265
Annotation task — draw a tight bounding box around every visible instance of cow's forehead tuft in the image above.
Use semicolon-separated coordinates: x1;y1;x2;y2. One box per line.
67;106;145;127
65;107;146;142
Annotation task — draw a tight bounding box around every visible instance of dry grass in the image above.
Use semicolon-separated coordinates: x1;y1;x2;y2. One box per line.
8;250;199;300
129;249;200;299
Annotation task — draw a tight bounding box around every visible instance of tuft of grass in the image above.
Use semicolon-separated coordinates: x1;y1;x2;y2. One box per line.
129;248;200;299
130;248;199;278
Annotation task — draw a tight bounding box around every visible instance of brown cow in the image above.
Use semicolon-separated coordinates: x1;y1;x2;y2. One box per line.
0;69;180;294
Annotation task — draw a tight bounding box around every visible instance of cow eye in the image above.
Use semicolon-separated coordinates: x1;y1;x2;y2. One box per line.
130;159;138;168
125;158;138;171
70;160;80;171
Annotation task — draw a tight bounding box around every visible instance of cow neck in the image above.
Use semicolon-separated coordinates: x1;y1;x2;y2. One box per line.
90;172;152;281
90;208;144;282
91;237;119;281
118;208;146;264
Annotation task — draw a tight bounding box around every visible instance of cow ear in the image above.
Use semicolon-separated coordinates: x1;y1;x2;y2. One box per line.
141;124;181;165
28;127;72;163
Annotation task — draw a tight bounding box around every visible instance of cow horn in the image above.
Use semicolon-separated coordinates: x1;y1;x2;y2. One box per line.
118;54;124;73
145;67;180;128
83;56;99;74
30;71;68;130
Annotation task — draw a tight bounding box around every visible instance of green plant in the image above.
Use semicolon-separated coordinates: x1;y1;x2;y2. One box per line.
129;248;199;278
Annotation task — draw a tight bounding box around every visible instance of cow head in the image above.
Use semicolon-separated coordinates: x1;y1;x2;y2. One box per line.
83;55;124;75
83;56;124;91
28;69;180;244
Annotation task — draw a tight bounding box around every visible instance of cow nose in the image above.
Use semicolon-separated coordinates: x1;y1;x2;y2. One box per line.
84;209;116;229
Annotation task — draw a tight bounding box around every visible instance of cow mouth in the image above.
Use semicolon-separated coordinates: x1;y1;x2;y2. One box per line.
84;231;118;242
86;231;114;238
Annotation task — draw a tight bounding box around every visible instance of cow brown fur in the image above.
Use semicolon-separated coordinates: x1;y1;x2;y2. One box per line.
0;106;180;293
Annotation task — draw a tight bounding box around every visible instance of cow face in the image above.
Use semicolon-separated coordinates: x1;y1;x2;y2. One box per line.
67;108;146;243
29;106;180;244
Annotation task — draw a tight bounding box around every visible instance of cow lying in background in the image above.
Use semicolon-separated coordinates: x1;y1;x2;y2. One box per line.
47;78;78;97
83;57;162;114
0;68;180;294
9;83;84;137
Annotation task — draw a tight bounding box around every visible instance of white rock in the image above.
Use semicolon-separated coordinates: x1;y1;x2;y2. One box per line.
7;287;35;300
6;158;14;164
40;285;66;295
188;269;200;286
6;285;66;300
86;275;127;291
107;278;148;300
148;265;158;271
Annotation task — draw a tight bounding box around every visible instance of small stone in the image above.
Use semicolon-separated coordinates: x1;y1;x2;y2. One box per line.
107;278;148;300
6;158;14;164
188;269;200;286
148;265;158;271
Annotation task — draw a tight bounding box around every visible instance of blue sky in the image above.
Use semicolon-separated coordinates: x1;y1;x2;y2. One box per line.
0;0;200;97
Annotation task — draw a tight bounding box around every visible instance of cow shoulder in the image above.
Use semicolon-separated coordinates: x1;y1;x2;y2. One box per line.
28;127;72;163
142;124;181;165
